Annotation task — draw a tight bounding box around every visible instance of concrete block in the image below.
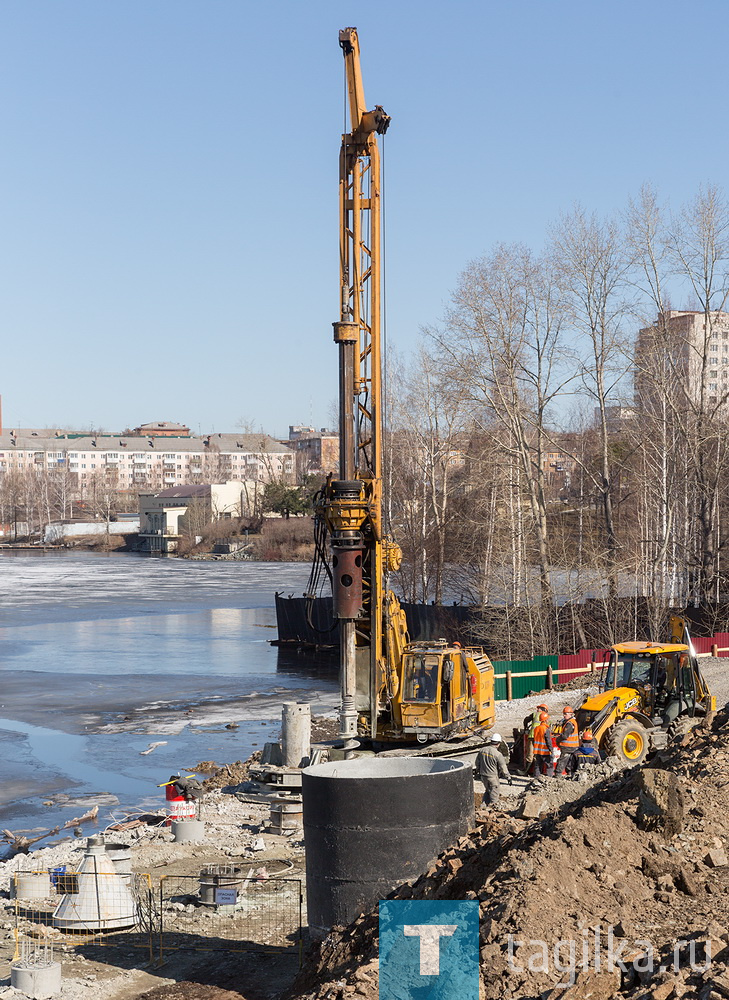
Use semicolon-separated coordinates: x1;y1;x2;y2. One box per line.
11;961;62;998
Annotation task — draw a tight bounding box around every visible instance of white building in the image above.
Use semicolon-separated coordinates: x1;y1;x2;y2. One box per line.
138;482;258;553
0;432;295;493
636;310;729;407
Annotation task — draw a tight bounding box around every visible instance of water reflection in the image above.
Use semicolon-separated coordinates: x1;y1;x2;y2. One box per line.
276;647;338;678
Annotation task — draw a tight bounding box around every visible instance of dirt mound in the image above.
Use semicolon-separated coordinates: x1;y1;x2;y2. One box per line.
291;709;729;999
199;755;261;791
137;987;247;1000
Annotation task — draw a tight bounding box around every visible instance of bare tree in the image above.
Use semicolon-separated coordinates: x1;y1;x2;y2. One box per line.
388;347;467;603
550;207;632;598
436;243;573;607
0;470;26;539
667;186;729;601
627;184;729;604
85;471;117;546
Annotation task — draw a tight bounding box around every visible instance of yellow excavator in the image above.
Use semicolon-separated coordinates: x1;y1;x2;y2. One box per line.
312;29;495;753
575;616;715;765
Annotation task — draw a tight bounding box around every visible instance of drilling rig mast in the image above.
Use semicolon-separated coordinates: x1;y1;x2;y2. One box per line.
317;28;495;752
330;26;392;742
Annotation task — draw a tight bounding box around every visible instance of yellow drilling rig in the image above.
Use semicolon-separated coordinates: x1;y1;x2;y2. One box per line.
311;28;495;755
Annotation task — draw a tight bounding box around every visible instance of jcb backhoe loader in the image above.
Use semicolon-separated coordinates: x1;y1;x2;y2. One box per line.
576;616;715;765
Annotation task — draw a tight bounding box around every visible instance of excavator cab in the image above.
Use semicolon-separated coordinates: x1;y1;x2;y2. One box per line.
397;641;494;739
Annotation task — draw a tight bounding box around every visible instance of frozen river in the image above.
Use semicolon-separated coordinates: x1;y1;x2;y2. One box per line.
0;552;338;847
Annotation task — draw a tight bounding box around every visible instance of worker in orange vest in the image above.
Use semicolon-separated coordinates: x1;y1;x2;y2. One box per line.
554;705;580;776
530;711;555;777
522;702;549;772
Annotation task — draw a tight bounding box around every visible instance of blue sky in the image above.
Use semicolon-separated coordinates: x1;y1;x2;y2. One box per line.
2;1;728;437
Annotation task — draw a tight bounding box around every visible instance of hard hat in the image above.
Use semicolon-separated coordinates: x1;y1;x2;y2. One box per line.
582;729;593;741
489;732;503;743
537;703;548;710
452;641;462;648
539;711;549;722
563;706;574;716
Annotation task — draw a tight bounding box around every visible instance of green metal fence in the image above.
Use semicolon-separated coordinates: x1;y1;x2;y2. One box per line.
493;655;559;701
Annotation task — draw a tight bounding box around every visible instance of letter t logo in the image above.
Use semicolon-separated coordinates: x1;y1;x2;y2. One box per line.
403;924;457;975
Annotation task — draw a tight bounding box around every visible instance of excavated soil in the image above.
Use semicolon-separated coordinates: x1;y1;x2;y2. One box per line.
290;707;729;1000
138;988;245;1000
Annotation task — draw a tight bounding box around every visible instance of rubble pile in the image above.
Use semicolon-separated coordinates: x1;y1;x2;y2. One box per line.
291;709;729;1000
517;758;625;818
198;756;262;792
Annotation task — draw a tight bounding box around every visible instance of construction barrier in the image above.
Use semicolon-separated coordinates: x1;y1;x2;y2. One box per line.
11;871;155;964
11;868;304;965
158;871;303;962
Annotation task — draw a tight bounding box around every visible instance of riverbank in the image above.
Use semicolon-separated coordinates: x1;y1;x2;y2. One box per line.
1;515;317;561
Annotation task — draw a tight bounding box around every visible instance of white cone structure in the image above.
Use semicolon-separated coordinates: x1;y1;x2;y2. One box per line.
52;838;137;931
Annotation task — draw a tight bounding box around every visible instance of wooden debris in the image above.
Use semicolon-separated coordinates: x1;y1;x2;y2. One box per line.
1;805;99;853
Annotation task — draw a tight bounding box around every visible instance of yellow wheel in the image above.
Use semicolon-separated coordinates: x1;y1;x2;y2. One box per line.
605;719;649;765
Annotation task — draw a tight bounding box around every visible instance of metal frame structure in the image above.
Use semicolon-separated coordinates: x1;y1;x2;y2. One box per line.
327;27;392;742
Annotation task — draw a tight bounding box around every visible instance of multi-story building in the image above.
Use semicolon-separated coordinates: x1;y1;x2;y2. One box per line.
130;421;191;437
0;431;295;494
539;448;576;491
636;310;729;407
287;426;339;476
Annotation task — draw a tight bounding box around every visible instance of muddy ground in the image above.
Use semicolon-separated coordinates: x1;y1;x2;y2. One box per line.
3;667;729;1000
292;707;729;999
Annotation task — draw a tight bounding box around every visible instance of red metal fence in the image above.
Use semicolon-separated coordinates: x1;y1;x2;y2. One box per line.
494;630;729;701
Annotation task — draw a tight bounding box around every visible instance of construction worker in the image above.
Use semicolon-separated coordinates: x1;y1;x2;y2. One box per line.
530;711;554;777
566;730;601;776
522;702;549;771
477;733;513;804
554;705;580;776
414;661;436;701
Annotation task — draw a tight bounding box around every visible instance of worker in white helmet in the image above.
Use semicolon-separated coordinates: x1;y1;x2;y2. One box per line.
477;733;513;805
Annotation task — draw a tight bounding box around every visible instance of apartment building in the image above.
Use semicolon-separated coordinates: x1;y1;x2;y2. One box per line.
539;449;576;490
287;426;339;475
130;421;191;437
636;310;729;406
0;431;295;493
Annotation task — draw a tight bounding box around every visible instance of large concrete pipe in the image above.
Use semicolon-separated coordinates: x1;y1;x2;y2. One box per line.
302;757;473;936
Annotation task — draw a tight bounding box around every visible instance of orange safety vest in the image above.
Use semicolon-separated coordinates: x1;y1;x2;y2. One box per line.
533;723;551;755
559;717;579;749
